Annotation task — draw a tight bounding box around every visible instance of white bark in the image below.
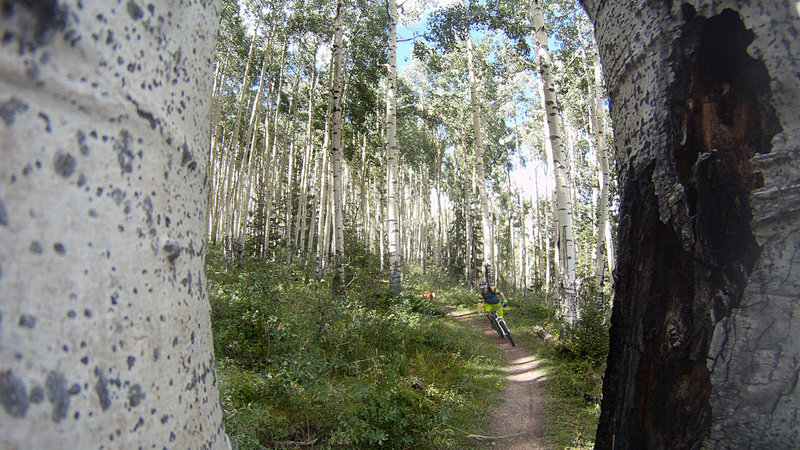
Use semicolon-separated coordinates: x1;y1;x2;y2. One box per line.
225;11;261;245
465;35;494;285
586;50;612;294
0;1;229;447
387;0;402;294
531;0;578;325
329;0;345;293
293;56;318;260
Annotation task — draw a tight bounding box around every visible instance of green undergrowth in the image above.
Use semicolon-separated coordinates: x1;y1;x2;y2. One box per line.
207;251;505;448
448;283;608;449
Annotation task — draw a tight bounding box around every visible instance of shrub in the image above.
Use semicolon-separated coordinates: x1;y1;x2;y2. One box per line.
207;248;504;448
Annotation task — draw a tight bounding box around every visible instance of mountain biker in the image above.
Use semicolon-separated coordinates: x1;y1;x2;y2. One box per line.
477;280;507;318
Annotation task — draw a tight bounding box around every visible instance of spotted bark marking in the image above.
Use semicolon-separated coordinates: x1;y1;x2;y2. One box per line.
0;97;28;125
0;0;69;54
53;152;77;178
0;371;28;418
126;1;144;21
113;129;135;174
0;197;8;226
1;0;228;447
45;371;69;423
93;367;111;411
17;314;35;329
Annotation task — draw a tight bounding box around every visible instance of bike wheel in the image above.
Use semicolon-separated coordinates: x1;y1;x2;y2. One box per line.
492;318;504;338
486;313;501;335
500;320;515;346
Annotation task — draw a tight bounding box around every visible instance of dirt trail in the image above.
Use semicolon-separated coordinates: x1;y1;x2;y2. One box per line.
449;307;548;449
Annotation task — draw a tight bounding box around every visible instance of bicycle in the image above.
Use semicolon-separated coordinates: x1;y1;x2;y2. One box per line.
484;303;515;346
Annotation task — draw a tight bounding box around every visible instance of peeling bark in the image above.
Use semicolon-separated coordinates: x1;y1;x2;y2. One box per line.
583;0;796;447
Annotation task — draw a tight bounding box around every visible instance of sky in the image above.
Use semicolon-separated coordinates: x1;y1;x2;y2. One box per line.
243;0;555;203
395;2;554;203
396;0;459;69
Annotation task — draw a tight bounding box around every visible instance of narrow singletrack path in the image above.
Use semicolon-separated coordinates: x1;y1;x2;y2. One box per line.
448;306;548;449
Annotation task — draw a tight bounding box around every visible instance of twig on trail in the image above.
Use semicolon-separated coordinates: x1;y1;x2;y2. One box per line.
467;432;526;442
452;426;526;442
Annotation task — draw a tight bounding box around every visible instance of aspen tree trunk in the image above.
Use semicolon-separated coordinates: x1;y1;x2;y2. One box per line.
400;174;408;262
531;0;578;325
207;44;230;242
379;203;385;270
358;133;368;244
530;193;539;286
386;0;402;294
237;24;276;247
581;38;614;296
239;116;260;239
209;130;227;243
283;71;303;261
261;45;289;257
462;137;474;286
322;169;334;273
605;219;615;277
316;137;330;273
224;12;261;249
582;0;798;447
211;131;230;245
329;0;345;295
0;1;230;447
309;68;333;263
293;55;318;261
465;36;493;285
423;173;431;274
305;145;321;261
508;170;516;290
436;138;444;281
520;191;528;292
209;41;230;150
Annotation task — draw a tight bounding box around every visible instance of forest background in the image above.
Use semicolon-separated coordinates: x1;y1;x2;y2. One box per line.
206;0;614;447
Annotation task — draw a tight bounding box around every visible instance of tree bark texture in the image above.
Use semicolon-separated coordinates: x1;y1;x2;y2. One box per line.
0;1;230;448
386;0;402;295
582;0;796;447
532;0;578;325
329;0;345;295
465;35;493;285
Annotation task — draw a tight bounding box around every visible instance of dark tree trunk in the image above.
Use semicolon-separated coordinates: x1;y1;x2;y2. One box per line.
581;0;796;448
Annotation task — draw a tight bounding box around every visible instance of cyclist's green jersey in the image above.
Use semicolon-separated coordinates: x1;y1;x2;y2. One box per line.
479;286;503;304
478;287;504;317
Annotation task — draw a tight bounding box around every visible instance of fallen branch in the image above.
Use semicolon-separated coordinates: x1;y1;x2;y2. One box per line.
452;426;526;442
467;432;526;442
272;437;319;447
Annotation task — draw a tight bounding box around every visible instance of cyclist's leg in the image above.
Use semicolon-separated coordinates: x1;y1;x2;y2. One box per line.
486;302;503;318
485;302;501;316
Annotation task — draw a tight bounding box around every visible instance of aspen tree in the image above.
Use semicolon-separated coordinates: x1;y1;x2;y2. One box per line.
531;0;578;325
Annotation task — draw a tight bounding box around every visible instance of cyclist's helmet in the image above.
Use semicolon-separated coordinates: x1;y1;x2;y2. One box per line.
478;281;488;289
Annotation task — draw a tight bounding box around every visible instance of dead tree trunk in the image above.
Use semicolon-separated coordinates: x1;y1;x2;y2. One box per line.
582;1;794;447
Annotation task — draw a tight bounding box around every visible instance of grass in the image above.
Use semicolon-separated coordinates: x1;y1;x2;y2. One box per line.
207;250;508;448
207;247;606;448
447;283;606;449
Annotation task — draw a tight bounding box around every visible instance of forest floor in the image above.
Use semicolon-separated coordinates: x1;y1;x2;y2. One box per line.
448;306;549;449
